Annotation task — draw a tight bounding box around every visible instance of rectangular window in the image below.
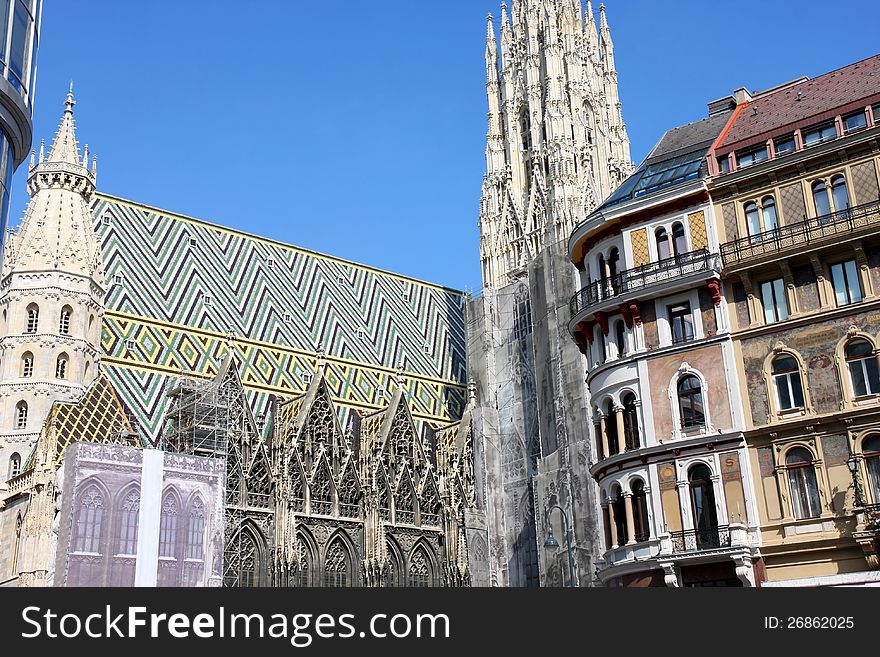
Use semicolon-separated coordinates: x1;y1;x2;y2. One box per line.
760;278;789;323
774;135;796;155
843;111;868;134
830;259;863;306
717;156;730;174
802;122;837;147
736;146;768;169
668;302;694;344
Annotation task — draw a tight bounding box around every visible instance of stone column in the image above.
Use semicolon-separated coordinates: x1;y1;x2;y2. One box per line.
623;492;636;544
607;498;619;548
614;406;626;454
599;415;609;460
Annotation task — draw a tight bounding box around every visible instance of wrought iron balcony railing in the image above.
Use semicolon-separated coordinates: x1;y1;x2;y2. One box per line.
570;249;718;319
670;525;731;553
719;199;880;269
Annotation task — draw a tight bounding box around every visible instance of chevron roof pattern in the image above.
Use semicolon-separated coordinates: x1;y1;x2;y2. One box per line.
91;193;468;442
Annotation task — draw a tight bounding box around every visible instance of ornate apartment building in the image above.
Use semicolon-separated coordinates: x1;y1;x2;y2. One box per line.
708;56;880;585
469;0;633;587
567;100;761;586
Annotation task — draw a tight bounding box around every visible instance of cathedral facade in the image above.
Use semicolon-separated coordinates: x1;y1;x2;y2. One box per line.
468;1;632;586
0;84;485;587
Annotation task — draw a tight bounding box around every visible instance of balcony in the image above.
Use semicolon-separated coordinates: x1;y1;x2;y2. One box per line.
719;199;880;271
569;249;720;323
669;525;732;553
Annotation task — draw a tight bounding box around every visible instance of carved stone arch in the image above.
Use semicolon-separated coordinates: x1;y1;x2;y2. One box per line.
310;452;334;515
407;538;440;588
291;526;319;587
322;530;357;587
762;344;815;419
384;534;405;587
227;520;270;587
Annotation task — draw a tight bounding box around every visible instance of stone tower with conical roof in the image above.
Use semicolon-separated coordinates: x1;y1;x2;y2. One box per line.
0;89;104;478
468;1;632;587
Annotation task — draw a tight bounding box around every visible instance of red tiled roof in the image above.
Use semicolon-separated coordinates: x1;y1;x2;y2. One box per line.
718;54;880;152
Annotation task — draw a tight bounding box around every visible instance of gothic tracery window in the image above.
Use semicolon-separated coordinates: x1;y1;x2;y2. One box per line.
75;485;104;553
118;489;140;555
408;547;434;587
323;540;352;587
159;493;179;558
186;497;205;559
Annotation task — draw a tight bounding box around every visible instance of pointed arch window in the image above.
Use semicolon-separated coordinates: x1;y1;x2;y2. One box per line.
56;353;69;379
786;448;821;519
14;401;27;430
21;351;33;378
631;479;650;542
25;304;38;333
74;485;104;553
846;339;880;397
186;497;205;559
59;305;73;335
863;436;880;504
409;547;435;587
118;489;140;555
158;493;179;558
772;355;805;410
292;533;316;587
8;452;21;479
237;529;260;587
323;540;352;587
677;375;705;429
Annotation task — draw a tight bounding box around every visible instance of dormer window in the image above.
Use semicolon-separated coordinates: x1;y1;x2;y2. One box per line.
802;121;837;147
774;134;796;156
843;111;868;134
736;146;768;169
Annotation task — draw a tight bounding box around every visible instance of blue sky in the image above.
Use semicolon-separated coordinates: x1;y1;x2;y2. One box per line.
12;1;880;292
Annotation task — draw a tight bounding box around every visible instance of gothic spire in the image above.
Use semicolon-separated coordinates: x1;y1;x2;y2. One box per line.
46;85;83;166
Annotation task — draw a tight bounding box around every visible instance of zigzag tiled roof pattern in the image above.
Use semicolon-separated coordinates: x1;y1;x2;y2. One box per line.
92;193;468;441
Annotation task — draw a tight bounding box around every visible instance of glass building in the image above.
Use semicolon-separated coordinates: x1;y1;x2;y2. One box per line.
0;0;40;248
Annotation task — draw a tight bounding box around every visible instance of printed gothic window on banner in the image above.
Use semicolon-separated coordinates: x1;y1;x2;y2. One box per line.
159;494;179;558
118;490;139;555
75;486;104;553
786;448;821;519
323;541;351;587
187;498;205;560
846;340;880;397
864;436;880;504
772;355;805;410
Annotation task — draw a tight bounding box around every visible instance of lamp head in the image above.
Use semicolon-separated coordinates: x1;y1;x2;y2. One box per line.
544;527;560;550
847;455;858;474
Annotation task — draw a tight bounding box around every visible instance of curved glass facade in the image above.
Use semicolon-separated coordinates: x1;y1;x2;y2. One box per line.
0;0;40;253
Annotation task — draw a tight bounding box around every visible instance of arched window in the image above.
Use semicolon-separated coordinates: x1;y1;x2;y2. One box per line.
608;248;621;295
688;464;719;547
520;111;531;152
745;202;761;237
385;540;403;587
786;448;821;519
88;314;94;335
292;533;316;587
84;362;91;380
158;493;179;558
677;375;705;429
864;436;880;504
605;399;619;456
597;326;606;364
631;479;650;542
761;196;778;234
118;489;139;555
237;529;260;587
59;305;73;335
409;546;435;587
56;353;69;379
655;227;670;260
812;180;831;218
622;393;639;450
75;485;104;553
614;320;626;358
846;340;880;397
324;539;352;587
14;401;27;430
672;222;687;256
8;452;21;479
831;175;849;213
186;497;205;559
25;304;39;334
611;485;628;546
772;355;805;410
21;352;33;378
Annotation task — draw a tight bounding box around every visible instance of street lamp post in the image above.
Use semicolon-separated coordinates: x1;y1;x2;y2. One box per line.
847;454;866;508
543;504;576;587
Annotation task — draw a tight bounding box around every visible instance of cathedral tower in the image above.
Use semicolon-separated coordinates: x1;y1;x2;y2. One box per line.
468;1;632;586
0;89;104;479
